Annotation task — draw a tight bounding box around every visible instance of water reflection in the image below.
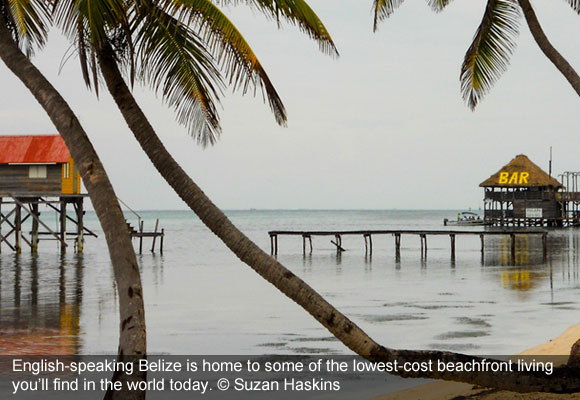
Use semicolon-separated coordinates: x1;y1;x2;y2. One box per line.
480;232;580;296
0;254;83;355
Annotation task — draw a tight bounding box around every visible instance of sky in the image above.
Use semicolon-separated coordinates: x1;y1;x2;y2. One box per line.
1;0;580;210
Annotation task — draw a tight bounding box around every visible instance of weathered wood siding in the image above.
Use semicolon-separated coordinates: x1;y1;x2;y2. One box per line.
512;199;561;219
0;164;62;195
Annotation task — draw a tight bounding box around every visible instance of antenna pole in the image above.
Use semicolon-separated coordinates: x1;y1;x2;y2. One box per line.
549;146;552;177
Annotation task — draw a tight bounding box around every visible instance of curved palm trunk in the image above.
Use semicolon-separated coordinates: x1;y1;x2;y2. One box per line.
98;46;580;392
0;22;146;400
518;0;580;97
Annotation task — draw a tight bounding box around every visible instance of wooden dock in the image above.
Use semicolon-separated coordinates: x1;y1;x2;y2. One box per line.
268;229;549;260
129;219;164;255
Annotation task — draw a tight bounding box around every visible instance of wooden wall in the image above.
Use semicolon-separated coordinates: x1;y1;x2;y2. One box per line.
0;164;62;195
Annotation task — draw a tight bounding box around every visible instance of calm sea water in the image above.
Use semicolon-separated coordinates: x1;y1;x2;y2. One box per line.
0;210;578;356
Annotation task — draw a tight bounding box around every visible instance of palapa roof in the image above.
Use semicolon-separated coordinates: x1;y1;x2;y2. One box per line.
479;154;562;189
0;135;70;164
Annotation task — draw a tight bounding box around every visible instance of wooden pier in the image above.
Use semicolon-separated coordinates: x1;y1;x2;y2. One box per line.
127;219;164;255
268;229;549;260
118;199;164;255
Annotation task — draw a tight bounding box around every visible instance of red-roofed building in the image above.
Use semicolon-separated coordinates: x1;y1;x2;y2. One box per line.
0;135;81;195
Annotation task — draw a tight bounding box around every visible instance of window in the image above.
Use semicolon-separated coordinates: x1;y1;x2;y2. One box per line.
29;165;47;179
63;163;70;179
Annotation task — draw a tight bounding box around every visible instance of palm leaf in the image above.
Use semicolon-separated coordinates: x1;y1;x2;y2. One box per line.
372;0;405;32
216;0;338;56
53;0;131;89
133;0;225;145
3;0;50;56
460;0;520;109
159;0;286;126
564;0;580;13
53;0;127;47
427;0;453;12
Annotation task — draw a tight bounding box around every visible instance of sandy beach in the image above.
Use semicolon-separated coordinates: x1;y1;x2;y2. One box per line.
373;323;580;400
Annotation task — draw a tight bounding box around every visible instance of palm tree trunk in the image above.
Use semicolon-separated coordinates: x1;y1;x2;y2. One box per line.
0;21;146;400
518;0;580;97
98;45;580;392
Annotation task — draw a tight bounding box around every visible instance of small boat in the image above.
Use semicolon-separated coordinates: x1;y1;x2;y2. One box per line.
443;211;488;226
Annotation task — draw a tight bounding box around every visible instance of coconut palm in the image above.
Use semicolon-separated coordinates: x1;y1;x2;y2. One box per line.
0;2;146;399
373;0;580;109
373;0;580;362
4;0;579;393
49;0;580;392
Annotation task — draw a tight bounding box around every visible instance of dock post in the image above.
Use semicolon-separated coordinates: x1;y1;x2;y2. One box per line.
302;234;306;256
395;234;401;256
270;234;274;255
59;200;67;253
0;198;2;253
510;233;516;264
308;235;313;254
480;234;485;255
450;234;455;259
139;220;144;254
76;198;84;253
160;228;164;255
363;234;372;255
31;203;39;253
542;232;548;260
14;203;21;253
151;219;159;253
275;235;278;255
332;234;344;253
420;234;427;258
364;234;368;254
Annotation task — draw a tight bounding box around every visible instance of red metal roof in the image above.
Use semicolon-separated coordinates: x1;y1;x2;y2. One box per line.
0;135;71;164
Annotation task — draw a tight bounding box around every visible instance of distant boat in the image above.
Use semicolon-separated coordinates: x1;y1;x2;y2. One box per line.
444;211;489;226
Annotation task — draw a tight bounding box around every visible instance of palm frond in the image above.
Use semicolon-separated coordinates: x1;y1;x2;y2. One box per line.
427;0;453;12
460;0;520;109
159;0;286;126
216;0;338;56
53;0;127;47
133;1;225;145
3;0;50;56
53;0;133;90
372;0;405;32
564;0;580;13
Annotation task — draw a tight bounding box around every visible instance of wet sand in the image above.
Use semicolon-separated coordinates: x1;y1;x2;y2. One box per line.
372;323;580;400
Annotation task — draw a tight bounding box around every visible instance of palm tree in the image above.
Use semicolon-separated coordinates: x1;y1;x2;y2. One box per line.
373;0;580;362
0;3;146;399
373;0;580;109
49;0;580;392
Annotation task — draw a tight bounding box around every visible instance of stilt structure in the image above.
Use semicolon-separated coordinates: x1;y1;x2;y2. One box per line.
481;154;580;226
0;195;96;253
0;135;96;253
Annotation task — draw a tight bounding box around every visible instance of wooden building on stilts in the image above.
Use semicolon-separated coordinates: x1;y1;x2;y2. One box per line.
481;154;567;227
0;134;96;253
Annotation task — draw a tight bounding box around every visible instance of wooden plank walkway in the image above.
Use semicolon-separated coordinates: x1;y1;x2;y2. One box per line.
268;229;549;260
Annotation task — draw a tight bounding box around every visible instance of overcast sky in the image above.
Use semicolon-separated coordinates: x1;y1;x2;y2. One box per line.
1;0;580;210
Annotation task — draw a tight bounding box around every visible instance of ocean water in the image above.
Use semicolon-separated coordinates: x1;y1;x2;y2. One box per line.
0;209;578;357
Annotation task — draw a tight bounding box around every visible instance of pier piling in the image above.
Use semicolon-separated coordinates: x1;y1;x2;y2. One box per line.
450;234;455;259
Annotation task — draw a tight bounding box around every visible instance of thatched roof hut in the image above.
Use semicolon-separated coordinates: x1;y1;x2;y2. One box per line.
479;154;562;189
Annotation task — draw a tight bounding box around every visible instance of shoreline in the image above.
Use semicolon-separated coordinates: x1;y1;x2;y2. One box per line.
372;323;580;400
